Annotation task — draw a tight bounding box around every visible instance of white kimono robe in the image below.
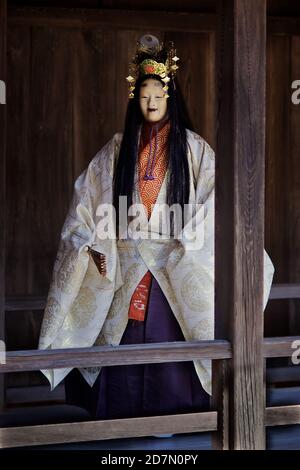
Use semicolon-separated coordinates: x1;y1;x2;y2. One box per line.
38;129;275;395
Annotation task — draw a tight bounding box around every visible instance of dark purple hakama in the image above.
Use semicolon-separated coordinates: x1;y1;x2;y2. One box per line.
64;276;210;419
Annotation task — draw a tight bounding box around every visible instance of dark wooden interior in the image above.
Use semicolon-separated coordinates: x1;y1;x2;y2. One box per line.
1;0;300;450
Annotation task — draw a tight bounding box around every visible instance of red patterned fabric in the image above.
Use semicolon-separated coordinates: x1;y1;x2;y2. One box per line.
128;118;170;321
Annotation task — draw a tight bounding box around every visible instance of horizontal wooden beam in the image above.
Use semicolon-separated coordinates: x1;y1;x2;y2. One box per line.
5;283;293;312
6;384;65;406
7;7;300;35
0;410;218;448
266;405;300;427
269;284;300;300
2;405;299;448
0;340;232;373
268;16;300;35
267;366;300;384
7;7;216;32
264;336;300;357
5;296;46;311
1;336;299;374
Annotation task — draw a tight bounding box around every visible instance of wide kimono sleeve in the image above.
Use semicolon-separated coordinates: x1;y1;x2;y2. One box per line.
165;131;275;395
168;132;275;312
38;133;123;390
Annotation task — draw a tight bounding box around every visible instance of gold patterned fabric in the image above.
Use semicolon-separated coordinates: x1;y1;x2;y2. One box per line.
38;129;275;395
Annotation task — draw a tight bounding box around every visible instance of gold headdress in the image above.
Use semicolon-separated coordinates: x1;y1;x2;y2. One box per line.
126;34;180;99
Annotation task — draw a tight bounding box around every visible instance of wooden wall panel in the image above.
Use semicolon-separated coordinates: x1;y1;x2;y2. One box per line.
288;35;300;335
5;25;39;387
6;26;31;296
10;0;217;13
266;35;290;285
265;34;291;338
72;28;116;176
0;0;7;409
6;26;75;386
265;32;300;341
30;27;74;294
164;31;216;148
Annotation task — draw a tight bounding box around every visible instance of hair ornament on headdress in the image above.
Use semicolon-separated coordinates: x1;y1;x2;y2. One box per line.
125;34;180;99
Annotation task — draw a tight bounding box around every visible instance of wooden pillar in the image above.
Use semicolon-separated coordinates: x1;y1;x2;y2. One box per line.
0;0;7;410
214;0;266;449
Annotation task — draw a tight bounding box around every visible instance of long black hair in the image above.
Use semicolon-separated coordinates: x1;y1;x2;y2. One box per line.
113;72;194;232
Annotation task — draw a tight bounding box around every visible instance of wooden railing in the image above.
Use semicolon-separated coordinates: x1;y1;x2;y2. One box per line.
2;283;300;448
0;335;300;449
